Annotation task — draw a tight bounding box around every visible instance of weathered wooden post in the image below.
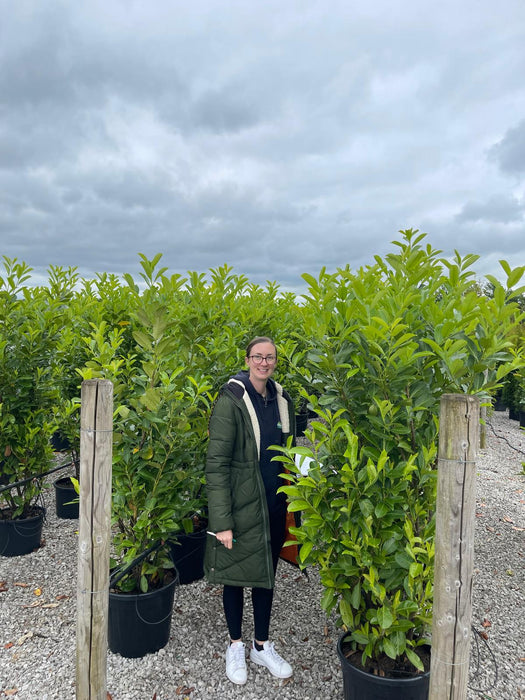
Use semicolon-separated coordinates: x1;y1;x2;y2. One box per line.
76;379;113;700
479;403;487;449
429;393;479;700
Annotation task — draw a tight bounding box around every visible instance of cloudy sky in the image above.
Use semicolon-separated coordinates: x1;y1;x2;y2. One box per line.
1;0;524;292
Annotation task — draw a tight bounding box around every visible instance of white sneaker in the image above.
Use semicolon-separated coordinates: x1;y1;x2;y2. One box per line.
250;641;293;678
225;641;247;685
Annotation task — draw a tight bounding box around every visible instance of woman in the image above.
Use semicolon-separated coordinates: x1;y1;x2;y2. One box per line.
204;336;296;686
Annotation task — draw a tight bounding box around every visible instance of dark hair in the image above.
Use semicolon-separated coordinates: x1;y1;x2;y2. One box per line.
246;336;277;358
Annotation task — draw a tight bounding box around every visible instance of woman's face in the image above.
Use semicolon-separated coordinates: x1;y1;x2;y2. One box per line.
245;341;277;383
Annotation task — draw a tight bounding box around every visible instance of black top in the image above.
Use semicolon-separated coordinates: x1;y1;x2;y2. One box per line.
234;370;286;514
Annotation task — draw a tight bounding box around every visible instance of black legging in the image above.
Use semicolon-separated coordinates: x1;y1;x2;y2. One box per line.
223;508;286;641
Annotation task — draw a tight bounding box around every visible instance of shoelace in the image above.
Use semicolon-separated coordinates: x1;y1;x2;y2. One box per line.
265;642;285;664
230;643;245;668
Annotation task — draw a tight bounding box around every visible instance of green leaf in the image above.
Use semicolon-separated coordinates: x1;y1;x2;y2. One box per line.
299;541;313;562
377;606;394;630
405;647;424;672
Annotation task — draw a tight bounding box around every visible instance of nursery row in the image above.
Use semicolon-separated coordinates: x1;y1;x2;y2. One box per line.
1;229;525;694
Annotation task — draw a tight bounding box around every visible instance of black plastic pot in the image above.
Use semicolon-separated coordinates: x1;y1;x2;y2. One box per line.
51;431;71;452
108;570;179;658
295;412;308;437
54;477;79;519
519;410;525;428
0;506;46;557
509;407;520;421
337;634;430;700
168;528;207;584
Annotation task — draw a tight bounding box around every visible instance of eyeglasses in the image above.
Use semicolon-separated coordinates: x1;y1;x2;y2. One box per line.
249;354;277;364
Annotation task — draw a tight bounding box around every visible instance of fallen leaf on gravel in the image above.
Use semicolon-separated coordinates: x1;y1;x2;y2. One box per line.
2;689;19;696
482;618;491;628
480;631;489;640
175;686;194;695
0;581;8;592
511;525;525;531
106;693;113;700
506;569;514;576
502;515;514;523
33;588;42;596
55;594;70;600
22;601;41;609
4;642;14;649
16;632;33;646
13;583;29;588
42;603;60;609
486;526;495;532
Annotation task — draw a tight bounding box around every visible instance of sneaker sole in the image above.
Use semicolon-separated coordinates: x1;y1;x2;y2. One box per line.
249;651;293;678
226;671;247;686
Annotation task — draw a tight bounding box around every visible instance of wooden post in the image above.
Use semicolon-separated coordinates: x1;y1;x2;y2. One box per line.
76;380;113;700
429;393;479;700
479;404;486;449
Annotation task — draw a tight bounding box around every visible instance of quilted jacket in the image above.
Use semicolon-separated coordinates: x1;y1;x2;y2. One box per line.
204;374;295;589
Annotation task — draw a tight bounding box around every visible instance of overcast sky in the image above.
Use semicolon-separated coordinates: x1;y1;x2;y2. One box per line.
1;0;524;292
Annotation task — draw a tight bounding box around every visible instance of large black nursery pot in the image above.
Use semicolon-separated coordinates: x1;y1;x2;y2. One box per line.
509;406;520;421
295;412;308;437
0;506;46;557
519;410;525;428
168;527;207;584
337;633;430;700
50;431;71;452
54;477;79;519
108;569;179;658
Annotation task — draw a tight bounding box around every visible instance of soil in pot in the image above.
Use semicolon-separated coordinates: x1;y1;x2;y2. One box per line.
337;633;430;700
54;477;79;519
108;569;179;658
0;506;46;557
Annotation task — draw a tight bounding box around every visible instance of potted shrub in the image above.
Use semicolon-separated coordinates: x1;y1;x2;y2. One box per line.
273;231;525;698
52;397;81;519
0;259;60;555
278;338;317;437
79;281;213;656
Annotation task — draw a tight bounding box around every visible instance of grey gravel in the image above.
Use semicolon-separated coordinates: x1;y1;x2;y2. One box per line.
1;410;524;700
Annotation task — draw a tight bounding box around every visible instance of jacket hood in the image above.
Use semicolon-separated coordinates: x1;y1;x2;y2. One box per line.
231;369;277;401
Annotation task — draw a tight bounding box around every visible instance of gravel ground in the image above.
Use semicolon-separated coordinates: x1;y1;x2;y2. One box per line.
1;410;524;700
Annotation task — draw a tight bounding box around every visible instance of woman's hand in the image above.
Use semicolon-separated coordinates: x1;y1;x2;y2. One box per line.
216;529;234;549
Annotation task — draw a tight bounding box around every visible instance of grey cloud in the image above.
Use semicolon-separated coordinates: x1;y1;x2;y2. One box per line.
1;0;525;292
455;195;524;224
489;120;525;176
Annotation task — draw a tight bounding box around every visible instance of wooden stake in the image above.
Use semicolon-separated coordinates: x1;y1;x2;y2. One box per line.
429;393;479;700
76;380;113;700
479;403;486;449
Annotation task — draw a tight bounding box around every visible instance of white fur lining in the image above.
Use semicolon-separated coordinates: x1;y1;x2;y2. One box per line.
274;381;290;434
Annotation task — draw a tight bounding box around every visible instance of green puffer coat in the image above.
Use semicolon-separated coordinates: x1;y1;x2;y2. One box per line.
204;377;295;589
